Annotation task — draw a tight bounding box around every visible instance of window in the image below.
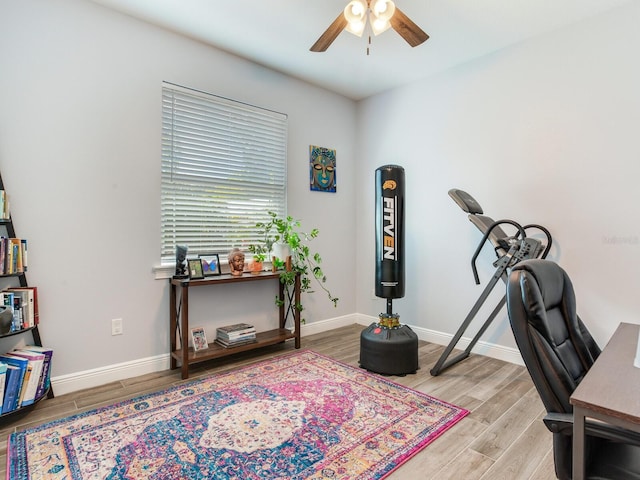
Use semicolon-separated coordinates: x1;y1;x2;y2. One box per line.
161;83;287;264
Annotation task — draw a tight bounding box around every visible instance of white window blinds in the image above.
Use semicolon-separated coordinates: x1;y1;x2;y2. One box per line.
161;83;287;263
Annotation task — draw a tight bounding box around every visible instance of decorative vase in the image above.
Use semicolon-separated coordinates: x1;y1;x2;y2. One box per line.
0;306;13;335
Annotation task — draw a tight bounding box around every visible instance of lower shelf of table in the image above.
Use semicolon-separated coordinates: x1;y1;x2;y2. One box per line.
171;328;299;367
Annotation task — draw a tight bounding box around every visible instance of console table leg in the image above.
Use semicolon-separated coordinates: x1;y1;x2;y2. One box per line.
294;273;301;348
170;283;177;370
279;281;285;329
181;286;190;379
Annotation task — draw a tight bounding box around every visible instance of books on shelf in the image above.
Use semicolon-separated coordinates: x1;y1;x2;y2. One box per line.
22;346;53;397
0;237;27;275
215;337;258;348
9;287;37;328
0;362;6;411
0;286;39;332
217;330;257;341
215;323;257;348
216;322;256;335
0;346;53;414
10;349;45;407
0;353;28;411
0;190;9;220
2;365;21;414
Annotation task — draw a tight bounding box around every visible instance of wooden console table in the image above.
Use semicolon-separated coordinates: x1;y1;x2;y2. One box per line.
170;271;301;379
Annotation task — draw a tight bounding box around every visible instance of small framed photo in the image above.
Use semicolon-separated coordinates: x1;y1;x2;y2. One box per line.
199;253;221;276
191;326;209;352
188;259;204;279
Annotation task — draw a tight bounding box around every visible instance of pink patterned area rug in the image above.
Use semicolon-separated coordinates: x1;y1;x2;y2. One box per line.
7;350;468;479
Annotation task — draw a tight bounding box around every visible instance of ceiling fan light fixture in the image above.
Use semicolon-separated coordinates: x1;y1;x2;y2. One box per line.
370;0;396;21
369;12;391;35
310;0;427;53
344;0;367;36
345;19;366;37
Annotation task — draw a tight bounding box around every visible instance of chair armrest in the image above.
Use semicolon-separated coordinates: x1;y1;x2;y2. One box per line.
543;412;640;447
543;412;574;434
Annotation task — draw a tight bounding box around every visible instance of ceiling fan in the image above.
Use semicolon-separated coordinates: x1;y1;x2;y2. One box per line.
310;0;429;53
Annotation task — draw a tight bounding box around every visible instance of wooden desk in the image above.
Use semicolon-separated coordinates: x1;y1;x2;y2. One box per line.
169;271;301;379
570;322;640;479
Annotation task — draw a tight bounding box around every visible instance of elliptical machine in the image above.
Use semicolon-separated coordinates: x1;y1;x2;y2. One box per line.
430;189;552;376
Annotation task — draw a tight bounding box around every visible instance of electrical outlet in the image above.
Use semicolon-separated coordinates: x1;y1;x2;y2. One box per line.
111;318;123;336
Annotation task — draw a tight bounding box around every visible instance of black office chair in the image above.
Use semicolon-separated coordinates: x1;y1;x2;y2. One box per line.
506;259;640;480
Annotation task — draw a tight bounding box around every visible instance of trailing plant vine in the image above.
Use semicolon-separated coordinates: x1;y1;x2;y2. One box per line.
248;212;338;320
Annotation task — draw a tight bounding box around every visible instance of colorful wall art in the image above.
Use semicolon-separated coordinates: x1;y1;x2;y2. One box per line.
309;145;336;193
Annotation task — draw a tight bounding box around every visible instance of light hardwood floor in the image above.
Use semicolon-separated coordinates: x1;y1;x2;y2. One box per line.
0;325;556;479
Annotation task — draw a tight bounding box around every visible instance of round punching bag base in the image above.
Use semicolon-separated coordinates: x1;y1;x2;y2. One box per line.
359;323;419;376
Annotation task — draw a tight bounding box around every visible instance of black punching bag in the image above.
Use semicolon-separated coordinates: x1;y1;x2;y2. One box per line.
360;164;417;376
375;165;405;299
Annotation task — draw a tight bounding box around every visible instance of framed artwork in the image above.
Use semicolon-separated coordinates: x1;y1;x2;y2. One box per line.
188;259;204;279
191;326;209;352
309;145;336;193
199;253;221;276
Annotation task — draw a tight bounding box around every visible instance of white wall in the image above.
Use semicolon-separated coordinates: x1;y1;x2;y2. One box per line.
1;0;638;393
356;1;640;353
0;0;357;387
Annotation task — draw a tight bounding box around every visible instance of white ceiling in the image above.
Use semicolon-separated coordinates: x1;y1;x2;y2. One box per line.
89;0;632;100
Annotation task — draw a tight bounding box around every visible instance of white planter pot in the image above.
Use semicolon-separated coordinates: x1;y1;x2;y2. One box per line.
272;242;291;260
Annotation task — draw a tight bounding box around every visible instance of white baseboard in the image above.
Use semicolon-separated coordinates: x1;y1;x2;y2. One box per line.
51;313;522;396
300;313;360;336
356;313;524;366
51;354;171;396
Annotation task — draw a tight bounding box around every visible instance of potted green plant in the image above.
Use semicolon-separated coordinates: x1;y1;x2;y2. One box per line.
248;211;338;320
248;245;267;275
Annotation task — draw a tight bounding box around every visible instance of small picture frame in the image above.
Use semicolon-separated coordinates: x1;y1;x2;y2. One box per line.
188;259;205;279
199;253;221;276
191;326;209;352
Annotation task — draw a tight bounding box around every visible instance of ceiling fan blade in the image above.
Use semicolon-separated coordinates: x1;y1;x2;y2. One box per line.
310;12;348;52
390;7;429;47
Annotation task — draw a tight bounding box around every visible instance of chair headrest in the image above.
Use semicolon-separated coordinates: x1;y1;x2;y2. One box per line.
511;259;567;310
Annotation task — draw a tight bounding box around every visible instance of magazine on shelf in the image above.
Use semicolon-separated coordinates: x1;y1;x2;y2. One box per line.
216;323;256;335
215;322;256;347
218;330;257;340
215;333;256;344
215;337;258;348
216;330;257;341
191;326;209;352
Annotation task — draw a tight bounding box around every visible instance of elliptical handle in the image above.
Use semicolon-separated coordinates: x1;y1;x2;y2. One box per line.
471;219;526;284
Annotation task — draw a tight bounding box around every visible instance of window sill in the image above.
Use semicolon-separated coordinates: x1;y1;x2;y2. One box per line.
154;265;174;280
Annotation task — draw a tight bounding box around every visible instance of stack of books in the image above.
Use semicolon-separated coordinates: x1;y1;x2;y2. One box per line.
215;323;257;348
